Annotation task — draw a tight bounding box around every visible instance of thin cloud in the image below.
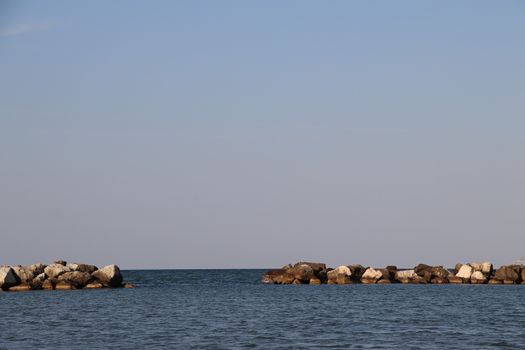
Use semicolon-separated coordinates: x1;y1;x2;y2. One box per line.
0;20;57;38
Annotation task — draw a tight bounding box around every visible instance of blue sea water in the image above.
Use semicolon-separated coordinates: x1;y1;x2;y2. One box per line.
1;269;525;349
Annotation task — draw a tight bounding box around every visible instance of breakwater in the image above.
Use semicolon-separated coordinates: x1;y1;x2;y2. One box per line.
0;260;133;291
262;261;525;285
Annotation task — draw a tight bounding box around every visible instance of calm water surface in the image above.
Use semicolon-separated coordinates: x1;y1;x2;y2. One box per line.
1;269;524;349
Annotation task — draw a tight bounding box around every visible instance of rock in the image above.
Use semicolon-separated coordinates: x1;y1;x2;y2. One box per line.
12;265;34;282
292;279;302;285
293;262;326;274
395;270;417;283
26;263;46;276
488;279;502;285
84;282;104;289
0;267;19;290
377;279;392;284
414;264;433;276
469;262;493;275
54;260;67;266
448;276;465;284
454;263;463;274
348;264;366;281
494;265;522;283
44;264;71;278
287;264;315;282
58;271;92;288
327;265;352;284
55;280;75;290
456;265;473;281
34;273;46;282
92;264;123;287
470;271;487;284
42;279;54;290
309;277;321;285
123;283;135;288
361;268;383;284
67;263;98;274
9;283;32;292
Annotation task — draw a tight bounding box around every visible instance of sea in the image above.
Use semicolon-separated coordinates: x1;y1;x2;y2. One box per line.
1;269;524;349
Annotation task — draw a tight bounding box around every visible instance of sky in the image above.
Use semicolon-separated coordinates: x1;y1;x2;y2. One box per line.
0;1;524;269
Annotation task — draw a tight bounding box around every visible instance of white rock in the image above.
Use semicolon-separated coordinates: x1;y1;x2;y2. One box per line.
0;267;18;290
456;265;473;279
333;265;352;276
92;264;123;287
362;268;383;281
395;270;417;280
469;262;492;275
12;266;34;282
471;271;486;281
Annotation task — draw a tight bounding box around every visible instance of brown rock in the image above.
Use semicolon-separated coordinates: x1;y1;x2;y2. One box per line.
55;280;75;290
293;262;326;274
44;264;71;278
261;269;295;284
309;277;321;285
448;276;464;284
12;266;35;283
0;267;19;290
42;279;54;290
123;283;134;288
494;265;522;283
287;264;315;282
377;279;392;284
84;282;104;289
9;283;32;292
488;279;502;285
54;260;67;266
26;263;46;276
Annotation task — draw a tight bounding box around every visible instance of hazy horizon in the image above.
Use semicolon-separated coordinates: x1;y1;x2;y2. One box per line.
1;1;524;269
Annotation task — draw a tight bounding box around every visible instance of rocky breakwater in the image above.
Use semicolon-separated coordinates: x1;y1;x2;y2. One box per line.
0;260;134;292
261;261;525;285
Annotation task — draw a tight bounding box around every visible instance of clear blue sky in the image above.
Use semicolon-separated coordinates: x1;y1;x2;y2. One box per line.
1;1;524;268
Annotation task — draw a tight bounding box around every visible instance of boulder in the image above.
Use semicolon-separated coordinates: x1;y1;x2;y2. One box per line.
281;264;292;271
361;268;383;284
92;264;123;287
287;264;315;282
26;263;46;276
42;279;54;290
293;262;326;274
34;273;46;282
470;271;487;284
454;263;463;275
395;270;417;283
309;277;321;285
84;282;104;289
55;280;75;290
327;265;352;284
469;262;493;275
58;271;92;288
348;264;366;281
0;267;19;290
67;263;98;274
448;276;465;284
123;283;134;288
456;265;473;281
494;265;522;283
54;260;67;266
44;264;71;278
377;279;392;284
12;265;34;282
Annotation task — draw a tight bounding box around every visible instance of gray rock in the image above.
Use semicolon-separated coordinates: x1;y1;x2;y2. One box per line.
44;264;71;278
58;271;92;288
12;265;34;282
67;263;98;274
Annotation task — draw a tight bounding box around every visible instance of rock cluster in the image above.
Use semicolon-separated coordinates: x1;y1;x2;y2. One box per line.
0;260;133;292
262;261;525;285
